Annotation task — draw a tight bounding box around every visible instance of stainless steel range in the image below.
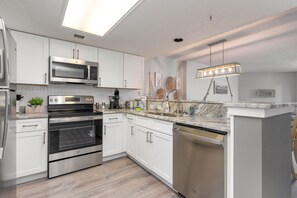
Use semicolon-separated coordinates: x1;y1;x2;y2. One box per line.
47;95;102;178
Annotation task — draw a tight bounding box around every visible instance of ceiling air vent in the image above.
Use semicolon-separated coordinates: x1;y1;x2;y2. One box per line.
74;34;85;39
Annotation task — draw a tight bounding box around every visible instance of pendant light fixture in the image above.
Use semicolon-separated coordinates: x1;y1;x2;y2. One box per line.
195;39;242;101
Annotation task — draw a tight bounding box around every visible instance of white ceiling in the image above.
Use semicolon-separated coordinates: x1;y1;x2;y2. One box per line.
0;0;297;72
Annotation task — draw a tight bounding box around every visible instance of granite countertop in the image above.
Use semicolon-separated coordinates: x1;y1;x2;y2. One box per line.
224;102;291;109
97;109;230;133
15;109;229;132
15;112;48;120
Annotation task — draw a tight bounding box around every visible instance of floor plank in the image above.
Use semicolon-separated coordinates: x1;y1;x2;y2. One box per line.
17;157;179;198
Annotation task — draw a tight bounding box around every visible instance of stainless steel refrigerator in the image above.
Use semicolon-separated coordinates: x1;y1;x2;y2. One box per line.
0;18;17;198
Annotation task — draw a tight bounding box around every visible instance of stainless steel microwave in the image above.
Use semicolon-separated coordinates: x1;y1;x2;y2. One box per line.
50;56;98;85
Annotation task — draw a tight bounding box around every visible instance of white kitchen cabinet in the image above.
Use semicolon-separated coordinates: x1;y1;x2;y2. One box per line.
134;126;151;168
126;116;136;158
151;131;173;184
49;39;75;59
103;114;124;157
50;39;98;62
12;31;49;85
16;118;48;178
75;44;98;62
98;48;124;88
131;115;173;184
123;54;144;89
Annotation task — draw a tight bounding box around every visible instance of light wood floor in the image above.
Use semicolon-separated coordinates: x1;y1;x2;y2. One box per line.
17;157;179;198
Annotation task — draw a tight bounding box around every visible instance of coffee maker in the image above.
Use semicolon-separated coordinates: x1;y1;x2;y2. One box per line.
109;89;120;109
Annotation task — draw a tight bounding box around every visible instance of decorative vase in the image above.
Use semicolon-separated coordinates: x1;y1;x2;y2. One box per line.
25;105;45;114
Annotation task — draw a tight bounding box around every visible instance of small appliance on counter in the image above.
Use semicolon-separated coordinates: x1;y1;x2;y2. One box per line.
109;89;120;109
16;94;24;114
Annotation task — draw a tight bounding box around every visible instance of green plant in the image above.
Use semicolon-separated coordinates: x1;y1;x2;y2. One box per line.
28;97;44;109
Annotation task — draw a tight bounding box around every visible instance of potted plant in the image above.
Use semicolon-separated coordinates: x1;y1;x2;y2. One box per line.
26;97;45;114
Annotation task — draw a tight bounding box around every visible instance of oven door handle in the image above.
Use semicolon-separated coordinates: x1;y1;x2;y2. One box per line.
49;115;103;124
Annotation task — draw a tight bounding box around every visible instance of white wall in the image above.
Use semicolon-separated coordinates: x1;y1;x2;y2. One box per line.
186;61;239;101
238;72;297;103
16;84;141;107
144;56;186;99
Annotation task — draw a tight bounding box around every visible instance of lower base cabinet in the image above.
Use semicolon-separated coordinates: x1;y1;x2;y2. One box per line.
16;130;47;178
134;126;151;168
103;114;124;157
129;117;173;185
151;131;173;184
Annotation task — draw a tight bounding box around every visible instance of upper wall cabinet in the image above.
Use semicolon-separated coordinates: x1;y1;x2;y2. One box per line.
50;39;98;62
11;31;49;85
123;54;143;89
98;48;124;88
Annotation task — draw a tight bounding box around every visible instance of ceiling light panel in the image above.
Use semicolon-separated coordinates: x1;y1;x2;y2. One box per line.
62;0;142;36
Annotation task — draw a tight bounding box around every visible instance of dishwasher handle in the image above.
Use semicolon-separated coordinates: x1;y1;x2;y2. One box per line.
174;128;224;146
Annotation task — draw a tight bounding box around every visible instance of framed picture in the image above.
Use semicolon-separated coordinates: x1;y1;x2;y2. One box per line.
213;81;228;94
155;72;162;87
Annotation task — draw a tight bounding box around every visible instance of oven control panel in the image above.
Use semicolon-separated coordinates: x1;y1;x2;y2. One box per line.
48;96;94;105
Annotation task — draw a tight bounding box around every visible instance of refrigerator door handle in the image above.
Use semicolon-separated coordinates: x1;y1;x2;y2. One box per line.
0;19;10;86
0;90;9;159
0;49;3;79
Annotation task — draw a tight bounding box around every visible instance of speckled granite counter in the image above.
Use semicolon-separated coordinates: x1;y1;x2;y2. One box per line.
97;109;230;132
15;113;48;120
224;102;290;109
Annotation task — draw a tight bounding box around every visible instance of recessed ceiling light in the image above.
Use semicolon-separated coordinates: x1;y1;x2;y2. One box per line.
62;0;142;37
174;38;183;42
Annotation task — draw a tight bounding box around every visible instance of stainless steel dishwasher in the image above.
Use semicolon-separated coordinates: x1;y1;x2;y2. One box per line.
173;123;227;198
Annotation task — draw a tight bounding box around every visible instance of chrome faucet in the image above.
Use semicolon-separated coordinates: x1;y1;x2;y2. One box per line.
164;89;180;115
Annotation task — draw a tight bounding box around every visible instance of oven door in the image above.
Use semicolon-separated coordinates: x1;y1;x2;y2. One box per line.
48;115;102;160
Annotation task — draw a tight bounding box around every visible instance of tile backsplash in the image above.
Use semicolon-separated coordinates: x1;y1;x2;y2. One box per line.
17;84;142;106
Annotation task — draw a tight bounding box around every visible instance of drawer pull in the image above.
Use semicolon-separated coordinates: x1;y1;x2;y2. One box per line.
104;125;106;135
109;118;118;120
22;124;38;128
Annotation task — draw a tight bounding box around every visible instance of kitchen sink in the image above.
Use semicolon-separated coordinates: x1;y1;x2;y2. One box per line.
147;112;177;117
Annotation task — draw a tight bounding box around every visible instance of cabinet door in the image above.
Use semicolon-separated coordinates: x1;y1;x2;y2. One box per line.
123;54;143;89
151;131;173;184
76;44;98;62
12;31;49;85
126;123;135;158
103;123;123;157
49;38;76;59
16;130;47;178
98;48;123;88
134;126;151;169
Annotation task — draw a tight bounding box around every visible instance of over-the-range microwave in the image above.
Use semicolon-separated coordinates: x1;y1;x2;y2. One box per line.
50;56;98;85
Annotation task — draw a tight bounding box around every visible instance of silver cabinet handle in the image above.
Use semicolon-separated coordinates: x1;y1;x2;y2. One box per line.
73;49;75;59
146;132;149;142
22;124;38;128
104;125;106;135
98;77;101;86
43;132;46;144
124;80;127;87
150;132;153;143
131;126;134;135
109;117;118;120
44;73;47;84
0;90;9;159
77;49;79;59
